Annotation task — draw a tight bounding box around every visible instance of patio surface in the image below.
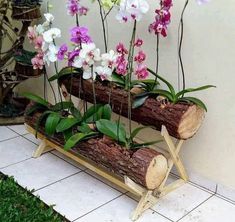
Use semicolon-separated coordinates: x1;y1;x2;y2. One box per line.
0;124;235;222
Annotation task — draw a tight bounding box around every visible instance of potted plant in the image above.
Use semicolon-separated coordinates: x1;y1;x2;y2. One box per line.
14;49;45;78
0;0;43;122
11;0;42;20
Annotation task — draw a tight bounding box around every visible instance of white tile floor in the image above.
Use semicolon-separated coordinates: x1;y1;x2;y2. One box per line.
1;124;235;222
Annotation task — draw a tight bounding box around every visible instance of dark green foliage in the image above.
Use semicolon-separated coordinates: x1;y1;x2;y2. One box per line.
0;173;67;222
14;49;37;65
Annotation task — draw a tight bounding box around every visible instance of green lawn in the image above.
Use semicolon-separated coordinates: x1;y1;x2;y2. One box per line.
0;173;68;222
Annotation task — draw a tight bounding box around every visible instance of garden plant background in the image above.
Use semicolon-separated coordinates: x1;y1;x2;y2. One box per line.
16;0;235;192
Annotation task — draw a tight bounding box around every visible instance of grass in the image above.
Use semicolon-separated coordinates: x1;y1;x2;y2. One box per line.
0;172;68;222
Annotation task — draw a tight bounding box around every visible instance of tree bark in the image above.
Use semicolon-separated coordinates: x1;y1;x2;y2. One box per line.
60;76;205;140
25;108;168;190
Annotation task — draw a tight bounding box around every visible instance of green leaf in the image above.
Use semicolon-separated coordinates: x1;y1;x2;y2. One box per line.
131;140;163;149
35;111;53;138
102;104;112;120
78;124;92;133
111;72;125;87
82;104;103;123
96;119;127;144
147;68;176;96
150;89;174;101
21;92;48;107
176;85;216;98
45;113;61;136
63;129;73;142
48;67;82;82
70;106;82;121
56;117;79;133
132;95;149;108
51;101;74;111
25;103;45;116
64;132;98;151
179;97;208;111
130;126;149;140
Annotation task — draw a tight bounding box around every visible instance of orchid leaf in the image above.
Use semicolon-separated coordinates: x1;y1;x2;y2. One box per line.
48;67;82;82
63;129;73;142
96;119;127;144
130;126;150;141
21;92;48;107
35;111;53;138
176;85;216;98
130;140;163;149
150;89;174;101
102;104;112;120
56;117;79;133
70;106;82;121
147;68;176;97
179;97;208;111
82;104;103;123
111;72;125;87
132;95;149;108
45;113;61;136
51;101;74;111
64;132;98;151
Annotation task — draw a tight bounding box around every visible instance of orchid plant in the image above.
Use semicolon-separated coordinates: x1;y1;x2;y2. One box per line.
24;0;214;151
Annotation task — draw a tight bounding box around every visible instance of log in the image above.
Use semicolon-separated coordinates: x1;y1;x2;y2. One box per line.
25;109;168;190
15;62;44;78
60;76;205;140
12;6;41;21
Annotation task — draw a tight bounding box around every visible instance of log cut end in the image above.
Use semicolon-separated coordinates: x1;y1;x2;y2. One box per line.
178;105;205;140
145;154;168;190
132;148;168;190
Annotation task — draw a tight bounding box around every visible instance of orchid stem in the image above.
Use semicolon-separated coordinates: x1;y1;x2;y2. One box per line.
178;0;189;91
97;0;108;52
152;34;159;90
127;20;137;139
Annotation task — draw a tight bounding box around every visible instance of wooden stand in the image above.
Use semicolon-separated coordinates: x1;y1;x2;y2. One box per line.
25;124;188;221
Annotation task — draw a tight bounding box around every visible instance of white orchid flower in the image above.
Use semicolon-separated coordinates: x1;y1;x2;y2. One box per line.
101;50;117;70
43;28;61;43
35;24;45;35
79;43;101;66
83;68;97;80
116;0;149;22
44;13;54;23
43;44;58;65
95;66;112;81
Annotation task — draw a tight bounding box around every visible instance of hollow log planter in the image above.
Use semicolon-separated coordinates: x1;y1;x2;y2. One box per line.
60;76;205;140
15;62;44;78
24;109;189;221
12;5;41;20
24;110;168;190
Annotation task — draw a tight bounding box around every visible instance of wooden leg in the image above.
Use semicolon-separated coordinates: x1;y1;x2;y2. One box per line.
131;191;154;221
32;139;54;158
161;126;189;181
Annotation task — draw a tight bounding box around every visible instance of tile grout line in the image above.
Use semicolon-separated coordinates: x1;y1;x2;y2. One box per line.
125;193;174;222
72;193;125;222
0;157;33;170
215;193;235;205
0;135;21;143
176;194;215;222
33;171;82;193
170;172;216;195
6;126;28;136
